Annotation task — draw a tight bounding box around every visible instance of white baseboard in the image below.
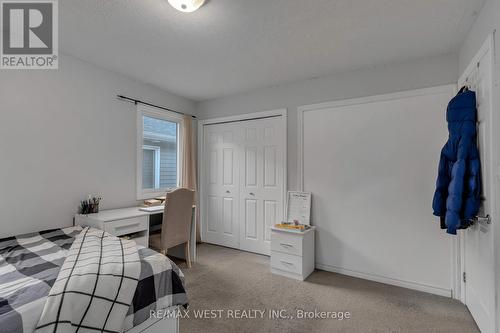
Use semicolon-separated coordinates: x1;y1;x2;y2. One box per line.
315;262;452;298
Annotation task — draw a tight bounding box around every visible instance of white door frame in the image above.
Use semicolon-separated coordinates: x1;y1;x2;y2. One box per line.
198;109;288;245
456;34;496;331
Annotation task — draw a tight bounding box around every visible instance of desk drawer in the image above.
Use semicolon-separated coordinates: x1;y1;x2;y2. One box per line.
271;251;303;275
104;216;148;237
271;231;303;256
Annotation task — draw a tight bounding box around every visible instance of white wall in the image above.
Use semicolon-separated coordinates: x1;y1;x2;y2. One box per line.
458;0;500;329
0;53;196;237
301;86;454;296
196;54;459;191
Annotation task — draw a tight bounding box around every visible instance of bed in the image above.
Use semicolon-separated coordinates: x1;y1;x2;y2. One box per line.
0;226;187;333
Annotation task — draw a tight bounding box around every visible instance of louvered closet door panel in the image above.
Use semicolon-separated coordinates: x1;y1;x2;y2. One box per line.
239;117;284;255
203;123;240;249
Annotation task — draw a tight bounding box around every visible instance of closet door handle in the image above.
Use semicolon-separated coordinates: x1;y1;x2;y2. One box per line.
249;192;255;196
470;214;491;225
226;190;230;194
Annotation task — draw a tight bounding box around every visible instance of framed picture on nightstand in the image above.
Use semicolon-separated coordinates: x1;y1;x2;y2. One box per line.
285;191;311;225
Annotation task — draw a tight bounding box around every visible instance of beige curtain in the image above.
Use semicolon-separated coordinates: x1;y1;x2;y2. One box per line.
181;115;200;241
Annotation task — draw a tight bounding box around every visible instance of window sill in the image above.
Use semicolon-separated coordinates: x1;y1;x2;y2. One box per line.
137;189;171;201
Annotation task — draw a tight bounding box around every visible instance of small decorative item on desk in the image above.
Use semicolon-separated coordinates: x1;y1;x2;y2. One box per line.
154;195;166;203
143;199;163;207
80;195;102;215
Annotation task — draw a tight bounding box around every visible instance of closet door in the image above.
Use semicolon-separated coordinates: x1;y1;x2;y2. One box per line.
203;123;240;249
239;117;284;255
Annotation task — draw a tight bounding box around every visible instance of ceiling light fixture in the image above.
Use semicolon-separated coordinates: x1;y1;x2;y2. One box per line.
168;0;205;13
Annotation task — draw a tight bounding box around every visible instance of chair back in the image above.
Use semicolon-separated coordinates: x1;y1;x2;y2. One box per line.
161;188;195;249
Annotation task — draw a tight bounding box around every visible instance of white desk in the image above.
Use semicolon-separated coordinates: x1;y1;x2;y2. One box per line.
75;206;196;262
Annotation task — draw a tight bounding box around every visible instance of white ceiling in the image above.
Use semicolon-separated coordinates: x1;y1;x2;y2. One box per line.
60;0;485;101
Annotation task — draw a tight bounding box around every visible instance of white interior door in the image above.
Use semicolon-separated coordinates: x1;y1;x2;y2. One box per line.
239;117;284;255
203;122;240;248
202;116;285;255
459;36;495;333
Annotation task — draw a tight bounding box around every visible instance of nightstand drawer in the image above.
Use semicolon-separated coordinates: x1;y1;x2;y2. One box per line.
104;216;148;237
271;251;303;275
271;230;303;256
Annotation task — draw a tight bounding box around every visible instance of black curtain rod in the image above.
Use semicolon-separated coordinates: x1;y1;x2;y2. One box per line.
117;95;196;119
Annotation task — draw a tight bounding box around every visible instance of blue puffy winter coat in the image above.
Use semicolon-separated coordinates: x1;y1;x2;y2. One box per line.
432;88;481;235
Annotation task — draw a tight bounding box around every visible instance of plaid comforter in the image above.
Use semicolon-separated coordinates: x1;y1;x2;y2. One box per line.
0;226;188;333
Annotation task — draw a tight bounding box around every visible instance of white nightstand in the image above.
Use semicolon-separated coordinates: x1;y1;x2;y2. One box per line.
270;226;315;281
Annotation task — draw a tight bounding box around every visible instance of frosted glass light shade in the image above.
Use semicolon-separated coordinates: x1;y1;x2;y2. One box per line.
168;0;205;12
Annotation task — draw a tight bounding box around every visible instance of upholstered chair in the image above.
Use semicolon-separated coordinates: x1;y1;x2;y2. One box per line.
149;188;195;268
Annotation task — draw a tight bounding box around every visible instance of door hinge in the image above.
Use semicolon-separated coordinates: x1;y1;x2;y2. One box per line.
463;272;466;283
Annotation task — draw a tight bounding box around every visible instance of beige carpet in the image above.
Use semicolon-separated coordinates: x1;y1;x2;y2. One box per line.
175;244;478;333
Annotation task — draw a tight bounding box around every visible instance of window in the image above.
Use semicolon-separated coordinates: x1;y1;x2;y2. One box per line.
137;105;183;199
142;145;160;189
